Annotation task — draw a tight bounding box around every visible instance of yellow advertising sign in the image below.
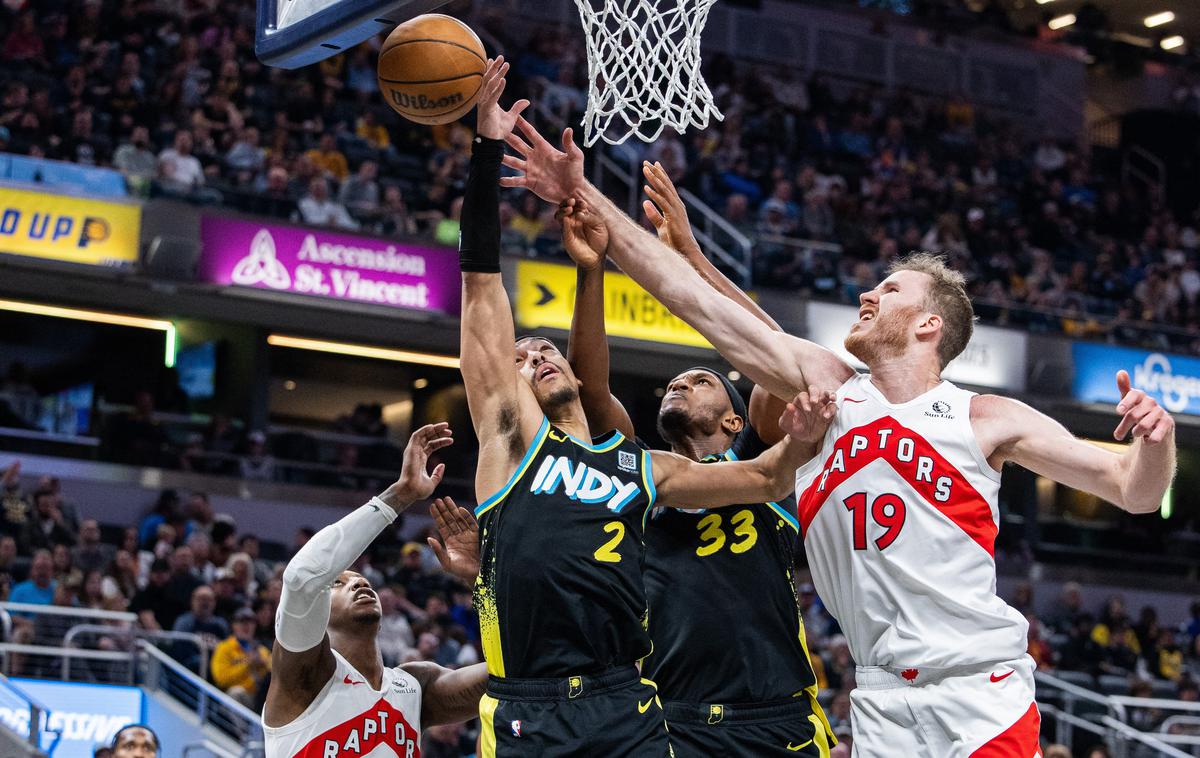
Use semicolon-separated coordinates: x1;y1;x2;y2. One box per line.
0;186;140;266
516;260;712;349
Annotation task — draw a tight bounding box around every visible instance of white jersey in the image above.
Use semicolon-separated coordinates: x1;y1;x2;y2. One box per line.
263;650;423;758
795;374;1027;669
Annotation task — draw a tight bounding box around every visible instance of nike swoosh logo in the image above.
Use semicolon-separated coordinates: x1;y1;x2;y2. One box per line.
990;670;1014;683
787;739;814;751
637;698;654;714
344;675;364;686
369;503;380;512
843;397;866;403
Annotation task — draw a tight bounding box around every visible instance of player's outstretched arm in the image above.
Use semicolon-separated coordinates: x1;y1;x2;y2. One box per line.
458;59;543;499
501;121;854;401
559;199;636;438
264;423;453;728
651;390;834;508
642;161;790;444
402;661;489;727
975;370;1175;514
427;496;480;583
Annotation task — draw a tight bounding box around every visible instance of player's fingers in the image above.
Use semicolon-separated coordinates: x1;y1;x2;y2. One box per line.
498;176;526;188
503;131;532;156
561;127;575;153
643;184;669;210
427;436;454;452
515;116;549;149
799;391;814;414
453;506;474;532
501;155;526;173
509;99;530;118
1148;417;1172;444
1131;407;1162;439
1116;369;1131;398
642;199;665;227
429;462;445;484
1116;388;1144;414
1113;412;1136;441
428;538;449;567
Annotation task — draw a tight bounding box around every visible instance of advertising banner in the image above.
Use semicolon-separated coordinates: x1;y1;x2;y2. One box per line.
1072;343;1200;416
0;679;144;758
516;260;712;349
0;186;139;267
198;215;461;315
806;301;1028;391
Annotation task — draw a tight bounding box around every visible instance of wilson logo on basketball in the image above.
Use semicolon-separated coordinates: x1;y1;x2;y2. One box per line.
389;91;464;111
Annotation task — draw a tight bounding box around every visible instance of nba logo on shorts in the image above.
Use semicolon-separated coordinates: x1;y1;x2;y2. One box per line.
618;451;637;472
511;720;522;737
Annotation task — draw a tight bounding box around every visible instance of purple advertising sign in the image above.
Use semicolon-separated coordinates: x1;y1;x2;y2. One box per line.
198;216;460;315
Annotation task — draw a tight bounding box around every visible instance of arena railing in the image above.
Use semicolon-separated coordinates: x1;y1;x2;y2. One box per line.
677;187;754;287
62;624;211;681
0;671;55;755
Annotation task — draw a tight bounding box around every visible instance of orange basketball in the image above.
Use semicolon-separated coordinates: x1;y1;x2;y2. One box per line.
377;14;487;126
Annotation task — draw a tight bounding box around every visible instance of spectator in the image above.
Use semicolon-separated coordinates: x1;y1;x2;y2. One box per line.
355;110;390;151
297;177;358;230
109;391;169;467
304;133;349;182
239;431;277;481
377;185;416;237
101;550;139;605
186;493;215;539
0;462;31;538
377;586;416;666
247;166;297;220
339;160;381;220
225;126;266;177
129;559;176;631
23;487;76;551
157;130;206;196
0;534;27;587
112;126;157;194
51;543;81;588
72;519;115;574
10;549;55;607
211;607;271;707
172;585;230;672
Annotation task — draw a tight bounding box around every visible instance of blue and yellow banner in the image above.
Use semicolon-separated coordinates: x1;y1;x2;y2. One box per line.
516;260;712;349
0;186;139;267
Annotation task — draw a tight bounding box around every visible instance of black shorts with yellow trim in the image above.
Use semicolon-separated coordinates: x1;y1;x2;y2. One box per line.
662;698;834;758
478;665;673;757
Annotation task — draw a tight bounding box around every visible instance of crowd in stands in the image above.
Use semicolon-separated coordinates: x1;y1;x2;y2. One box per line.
5;455;1200;756
0;0;1199;355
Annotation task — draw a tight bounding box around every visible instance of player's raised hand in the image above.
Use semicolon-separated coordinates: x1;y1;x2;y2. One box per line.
556;198;608;271
641;161;697;254
779;386;837;444
1113;370;1174;444
380;422;454;510
427;497;480;583
500;116;584;204
475;57;530;141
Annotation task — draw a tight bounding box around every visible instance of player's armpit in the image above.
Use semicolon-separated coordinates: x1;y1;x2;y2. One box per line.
403;661;489;727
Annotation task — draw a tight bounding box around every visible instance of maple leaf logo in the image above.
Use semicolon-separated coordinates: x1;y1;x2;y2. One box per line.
901;669;919;682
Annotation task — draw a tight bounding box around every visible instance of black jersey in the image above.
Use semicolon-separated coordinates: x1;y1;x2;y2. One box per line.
474;416;656;679
641;428;820;705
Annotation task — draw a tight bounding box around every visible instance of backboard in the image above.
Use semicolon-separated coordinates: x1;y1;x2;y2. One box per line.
255;0;451;68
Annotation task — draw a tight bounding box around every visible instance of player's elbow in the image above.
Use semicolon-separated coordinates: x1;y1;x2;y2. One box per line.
1121;490;1164;515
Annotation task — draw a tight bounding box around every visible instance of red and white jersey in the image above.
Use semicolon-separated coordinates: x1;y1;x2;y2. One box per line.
795;373;1027;669
263;650;423;758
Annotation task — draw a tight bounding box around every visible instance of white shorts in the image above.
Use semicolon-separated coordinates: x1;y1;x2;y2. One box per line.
849;655;1042;758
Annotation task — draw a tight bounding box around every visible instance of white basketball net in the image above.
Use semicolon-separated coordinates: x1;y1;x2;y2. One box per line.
574;0;723;145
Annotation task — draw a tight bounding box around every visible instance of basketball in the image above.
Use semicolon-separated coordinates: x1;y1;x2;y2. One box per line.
377;14;487;126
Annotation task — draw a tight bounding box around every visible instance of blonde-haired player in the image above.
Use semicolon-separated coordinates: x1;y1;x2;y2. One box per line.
500;123;1176;756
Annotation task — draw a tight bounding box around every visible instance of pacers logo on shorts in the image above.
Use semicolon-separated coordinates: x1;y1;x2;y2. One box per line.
568;676;583;699
708;704;724;724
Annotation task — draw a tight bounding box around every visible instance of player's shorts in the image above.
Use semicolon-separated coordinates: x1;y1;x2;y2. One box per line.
663;697;834;758
850;654;1042;758
478;665;673;757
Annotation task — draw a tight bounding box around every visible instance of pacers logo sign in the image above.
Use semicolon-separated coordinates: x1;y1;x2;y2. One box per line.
0;187;139;267
516;260;712;349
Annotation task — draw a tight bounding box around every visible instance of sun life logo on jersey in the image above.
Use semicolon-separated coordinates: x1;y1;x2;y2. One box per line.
925;400;952;420
618;450;638;473
528;455;642;512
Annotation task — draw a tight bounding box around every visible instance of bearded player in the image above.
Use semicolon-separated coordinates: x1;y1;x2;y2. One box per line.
554;167;834;757
262;423;488;757
501;122;1176;757
458;59;815;757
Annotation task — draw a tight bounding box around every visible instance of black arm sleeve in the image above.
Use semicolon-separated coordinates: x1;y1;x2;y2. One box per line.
458;136;505;273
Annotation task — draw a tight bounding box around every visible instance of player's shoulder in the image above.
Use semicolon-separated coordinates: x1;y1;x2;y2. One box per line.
969;393;1032;422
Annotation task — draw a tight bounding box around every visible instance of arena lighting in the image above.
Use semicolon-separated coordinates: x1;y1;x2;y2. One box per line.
1144;11;1175;27
0;299;176;368
1162;487;1173;520
1161;35;1185;50
1035;0;1056;4
266;335;461;369
1048;14;1076;30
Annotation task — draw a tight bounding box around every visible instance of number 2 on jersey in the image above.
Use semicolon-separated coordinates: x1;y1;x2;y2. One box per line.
843;492;906;550
594;521;626;563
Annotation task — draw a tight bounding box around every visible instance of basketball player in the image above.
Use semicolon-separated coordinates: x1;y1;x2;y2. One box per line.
262;423;489;757
459;58;818;757
111;724;159;758
501;123;1176;756
554;178;834;757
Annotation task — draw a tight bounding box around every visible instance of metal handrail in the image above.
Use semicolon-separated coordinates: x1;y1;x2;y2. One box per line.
1100;715;1194;757
1036;670;1128;748
0;672;55;751
1162;715;1200;735
63;624;211;680
677;187;753;287
0;428;100;446
138;640;263;745
593;151;639;218
0;603;136;624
